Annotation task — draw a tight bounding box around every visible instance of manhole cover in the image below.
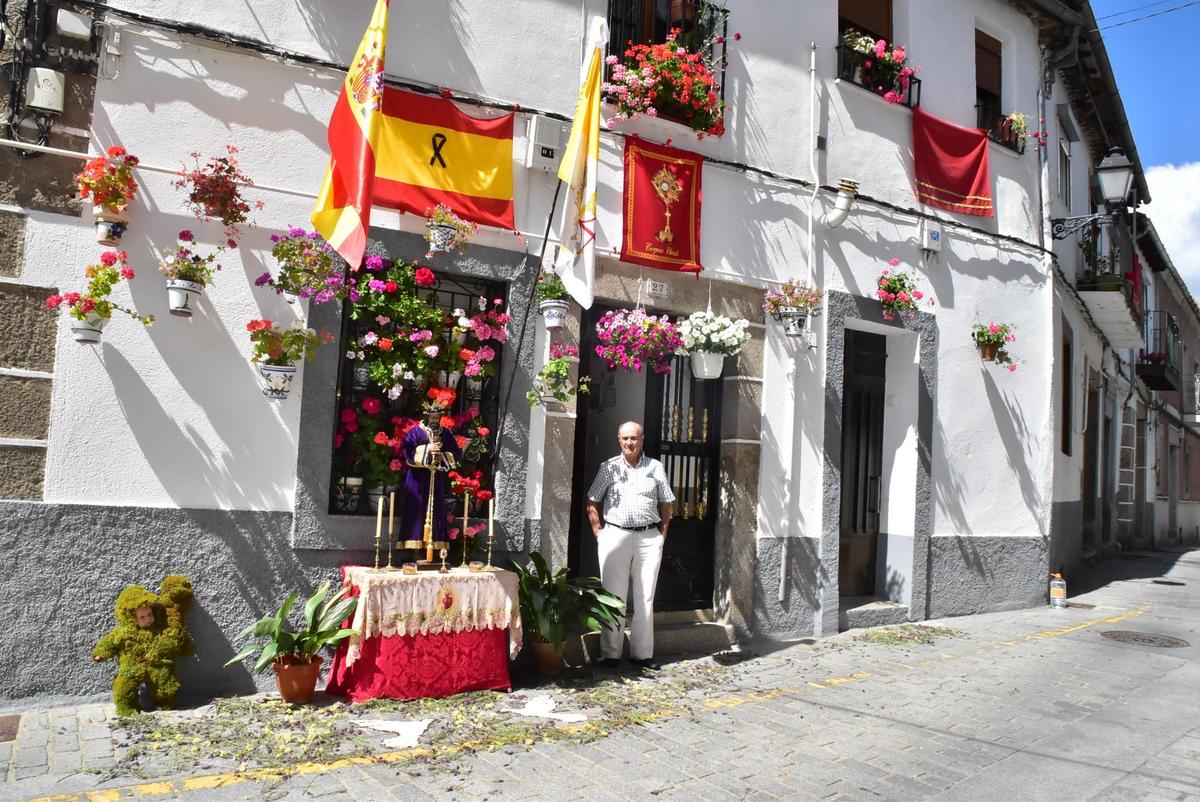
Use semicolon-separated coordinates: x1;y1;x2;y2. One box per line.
1100;630;1189;648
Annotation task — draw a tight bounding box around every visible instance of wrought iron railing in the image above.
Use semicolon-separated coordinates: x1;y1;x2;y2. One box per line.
836;43;921;108
1077;220;1141;324
1141;310;1181;373
977;110;1026;154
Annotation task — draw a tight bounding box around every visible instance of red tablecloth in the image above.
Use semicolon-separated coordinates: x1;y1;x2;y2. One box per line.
323;565;517;702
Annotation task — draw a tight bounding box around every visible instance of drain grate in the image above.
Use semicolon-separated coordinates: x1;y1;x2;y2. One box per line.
1100;630;1190;648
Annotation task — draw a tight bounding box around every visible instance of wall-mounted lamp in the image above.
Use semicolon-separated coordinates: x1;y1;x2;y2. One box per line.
1051;147;1135;240
820;178;859;228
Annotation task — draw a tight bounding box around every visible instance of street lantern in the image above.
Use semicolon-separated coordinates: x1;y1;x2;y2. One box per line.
1096;147;1134;207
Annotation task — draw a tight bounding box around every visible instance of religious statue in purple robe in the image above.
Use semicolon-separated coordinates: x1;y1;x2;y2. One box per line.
398;409;462;549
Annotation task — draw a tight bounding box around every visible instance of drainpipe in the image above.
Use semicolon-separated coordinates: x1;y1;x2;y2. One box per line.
806;42;820;274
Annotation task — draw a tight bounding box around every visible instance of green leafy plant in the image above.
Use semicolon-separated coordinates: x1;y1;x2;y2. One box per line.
1005;112;1028;140
247;319;330;366
535;270;569;304
159;230;222;286
762;277;824;319
512;551;624;654
528;343;589;407
224;582;358;674
45;250;154;326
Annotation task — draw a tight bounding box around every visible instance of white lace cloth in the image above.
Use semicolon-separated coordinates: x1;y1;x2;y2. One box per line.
343;566;523;667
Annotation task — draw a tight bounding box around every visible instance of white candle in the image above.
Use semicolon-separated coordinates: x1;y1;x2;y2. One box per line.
375;495;383;542
489;496;494;538
388;491;395;536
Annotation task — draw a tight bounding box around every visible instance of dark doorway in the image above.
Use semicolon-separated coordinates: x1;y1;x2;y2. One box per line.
1082;378;1101;555
839;330;887;597
568;303;721;611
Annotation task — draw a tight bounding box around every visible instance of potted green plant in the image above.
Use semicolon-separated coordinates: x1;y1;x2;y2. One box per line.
971;322;1018;372
224;582;358;705
173;145;261;238
424;203;477;256
75;145;139;245
159;230;223;317
258;225;351;304
45;250;154;344
247;319;331;399
762;278;823;337
528;343;589;407
675;310;751;379
535;270;571;330
875;259;934;322
513;551;625;676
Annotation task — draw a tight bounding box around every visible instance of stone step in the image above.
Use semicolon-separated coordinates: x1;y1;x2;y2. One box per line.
838;596;909;631
563;617;737;665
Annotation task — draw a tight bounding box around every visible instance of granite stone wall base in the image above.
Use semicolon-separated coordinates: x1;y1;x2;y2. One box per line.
926;534;1049;618
0;501;361;703
750;536;820;639
1050;501;1084;579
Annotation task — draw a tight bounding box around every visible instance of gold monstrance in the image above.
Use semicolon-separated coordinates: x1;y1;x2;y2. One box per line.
652;166;683;243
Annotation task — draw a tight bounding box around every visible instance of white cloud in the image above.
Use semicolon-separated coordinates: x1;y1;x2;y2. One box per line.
1144;162;1200;295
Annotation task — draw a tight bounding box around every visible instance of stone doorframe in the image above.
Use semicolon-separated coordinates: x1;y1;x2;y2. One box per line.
818;290;938;633
535;261;766;638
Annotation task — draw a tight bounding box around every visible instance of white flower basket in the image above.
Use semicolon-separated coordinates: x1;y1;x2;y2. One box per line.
71;311;108;344
539;299;570;330
426;222;458;254
93;204;128;246
259;362;297;399
166;279;204;317
776;306;808;338
691;351;726;379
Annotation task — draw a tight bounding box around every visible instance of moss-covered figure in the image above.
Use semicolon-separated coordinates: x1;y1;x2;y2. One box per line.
92;576;194;716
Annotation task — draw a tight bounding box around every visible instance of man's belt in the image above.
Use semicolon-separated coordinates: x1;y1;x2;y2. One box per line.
613;522;659;532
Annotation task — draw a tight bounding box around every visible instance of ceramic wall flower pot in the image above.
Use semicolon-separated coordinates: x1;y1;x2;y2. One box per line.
71;311;108;344
977;341;1000;362
93;204;128;246
426;222;458;254
259;363;297;399
775;306;808;337
539;299;570;330
531;640;562;676
272;655;323;705
165;279;205;317
690;350;726;380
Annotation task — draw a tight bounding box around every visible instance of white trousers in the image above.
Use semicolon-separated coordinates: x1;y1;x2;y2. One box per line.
597;524;664;660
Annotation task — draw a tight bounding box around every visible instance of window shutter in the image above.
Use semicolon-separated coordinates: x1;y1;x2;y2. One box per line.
839;0;892;43
976;30;1002;97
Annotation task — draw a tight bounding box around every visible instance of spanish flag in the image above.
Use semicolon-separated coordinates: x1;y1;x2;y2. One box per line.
311;0;389;269
550;16;606;309
372;89;515;230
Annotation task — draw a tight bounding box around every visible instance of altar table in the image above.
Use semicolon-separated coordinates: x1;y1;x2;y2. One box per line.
326;565;523;702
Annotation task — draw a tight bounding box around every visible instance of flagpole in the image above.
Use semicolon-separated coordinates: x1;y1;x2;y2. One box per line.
490;178;565;470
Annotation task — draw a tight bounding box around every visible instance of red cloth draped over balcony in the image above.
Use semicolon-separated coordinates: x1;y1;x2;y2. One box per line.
912;107;994;218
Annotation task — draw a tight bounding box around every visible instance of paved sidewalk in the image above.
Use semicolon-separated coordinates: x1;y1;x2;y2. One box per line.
4;548;1199;801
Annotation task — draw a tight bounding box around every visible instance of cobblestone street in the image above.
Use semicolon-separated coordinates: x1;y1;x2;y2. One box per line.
5;548;1199;802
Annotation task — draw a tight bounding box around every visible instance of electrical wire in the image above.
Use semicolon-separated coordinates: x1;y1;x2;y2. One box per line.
1095;0;1200;29
1095;0;1180;20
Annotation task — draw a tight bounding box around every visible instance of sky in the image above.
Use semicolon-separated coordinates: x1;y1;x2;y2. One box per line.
1091;0;1200;294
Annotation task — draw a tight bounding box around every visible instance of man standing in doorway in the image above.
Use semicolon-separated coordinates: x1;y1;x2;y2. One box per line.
586;420;675;670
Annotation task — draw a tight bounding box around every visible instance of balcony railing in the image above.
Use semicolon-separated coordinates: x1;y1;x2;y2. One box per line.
1075;220;1144;348
836;44;921;109
1186;374;1200;429
1138;311;1182;391
977;110;1026;154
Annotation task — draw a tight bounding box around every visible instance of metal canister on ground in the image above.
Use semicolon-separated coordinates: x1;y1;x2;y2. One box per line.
1049;572;1067;608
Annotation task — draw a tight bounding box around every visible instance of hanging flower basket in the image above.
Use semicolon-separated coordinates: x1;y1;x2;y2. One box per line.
690;351;726;379
971;322;1017;372
595;308;684;374
763;278;823;338
159;231;223;318
247;319;331;400
258;363;297;399
165;279;204;317
539;299;570;330
528;343;589;408
675;310;751;380
70;311;108;344
876;259;934;321
424;204;477;255
977;341;1000;362
92;204;129;246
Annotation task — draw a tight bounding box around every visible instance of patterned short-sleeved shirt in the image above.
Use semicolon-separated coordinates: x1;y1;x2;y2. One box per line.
587;454;676;528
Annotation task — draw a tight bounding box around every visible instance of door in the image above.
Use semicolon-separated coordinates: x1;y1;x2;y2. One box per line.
839;330;887;597
1081;383;1100;554
644;353;721;610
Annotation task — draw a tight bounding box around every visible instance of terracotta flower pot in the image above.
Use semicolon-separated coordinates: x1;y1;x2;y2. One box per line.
531;640;562;676
977;341;1000;362
272;655;323;704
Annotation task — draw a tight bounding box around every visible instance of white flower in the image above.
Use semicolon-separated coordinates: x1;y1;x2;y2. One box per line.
388;384;403;400
345;350;356;360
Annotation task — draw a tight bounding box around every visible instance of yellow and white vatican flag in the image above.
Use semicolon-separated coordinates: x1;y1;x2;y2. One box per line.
550;16;606;309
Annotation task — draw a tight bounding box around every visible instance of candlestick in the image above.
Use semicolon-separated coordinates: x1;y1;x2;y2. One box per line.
486;496;495;569
374;498;383;569
439;546;449;573
386;491;396;569
461;492;470;567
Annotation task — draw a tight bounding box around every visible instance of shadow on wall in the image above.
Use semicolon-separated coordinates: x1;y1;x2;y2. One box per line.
982;369;1044;534
885;567;906;603
750;536;822;636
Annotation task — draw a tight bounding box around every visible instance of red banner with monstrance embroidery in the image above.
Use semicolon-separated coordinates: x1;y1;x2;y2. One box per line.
620;137;703;273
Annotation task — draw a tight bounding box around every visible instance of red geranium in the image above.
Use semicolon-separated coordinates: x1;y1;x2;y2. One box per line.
414;267;436;287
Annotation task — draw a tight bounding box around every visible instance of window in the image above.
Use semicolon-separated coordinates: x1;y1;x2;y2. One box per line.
1061;320;1073;455
975;31;1002;132
839;0;892;43
607;0;727;64
1058;125;1072;208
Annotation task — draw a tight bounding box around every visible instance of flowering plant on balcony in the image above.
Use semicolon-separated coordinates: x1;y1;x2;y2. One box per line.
75;146;140;209
595;308;684;373
676;310;750;356
173;145;262;235
971;322;1017;370
257;225;354;304
158;230;223;286
842;29;920;104
1138;351;1166;364
604;27;727;138
45;250;153;325
529;343;590;407
762;278;824;319
876;259;934;321
246;319;330;366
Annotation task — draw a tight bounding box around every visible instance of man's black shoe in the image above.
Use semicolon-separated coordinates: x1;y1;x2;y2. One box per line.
600;657;622;669
631;657;661;671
